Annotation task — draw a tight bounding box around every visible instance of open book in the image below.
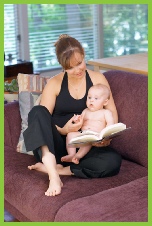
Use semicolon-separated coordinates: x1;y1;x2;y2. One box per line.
68;123;131;147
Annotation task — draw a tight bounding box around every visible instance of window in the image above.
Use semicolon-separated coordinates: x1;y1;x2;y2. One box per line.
103;4;148;57
4;4;19;61
27;4;98;70
4;4;148;73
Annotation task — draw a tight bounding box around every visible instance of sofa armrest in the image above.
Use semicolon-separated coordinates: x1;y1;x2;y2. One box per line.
4;101;21;148
54;176;148;222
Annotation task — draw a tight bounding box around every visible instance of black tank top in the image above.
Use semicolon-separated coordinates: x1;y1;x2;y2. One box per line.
52;70;93;127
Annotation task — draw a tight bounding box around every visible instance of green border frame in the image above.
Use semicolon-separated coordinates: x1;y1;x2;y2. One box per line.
1;0;151;225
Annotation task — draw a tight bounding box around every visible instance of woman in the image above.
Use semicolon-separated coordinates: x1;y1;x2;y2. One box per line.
23;34;122;197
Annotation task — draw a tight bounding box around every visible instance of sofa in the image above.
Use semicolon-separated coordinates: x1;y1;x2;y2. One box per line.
4;70;148;222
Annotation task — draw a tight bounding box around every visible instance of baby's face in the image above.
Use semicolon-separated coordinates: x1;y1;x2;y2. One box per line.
86;88;108;111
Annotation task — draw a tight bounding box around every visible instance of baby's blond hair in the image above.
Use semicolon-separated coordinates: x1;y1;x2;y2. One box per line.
89;84;110;100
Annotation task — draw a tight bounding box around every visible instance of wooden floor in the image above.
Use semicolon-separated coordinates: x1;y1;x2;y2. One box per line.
4;209;19;222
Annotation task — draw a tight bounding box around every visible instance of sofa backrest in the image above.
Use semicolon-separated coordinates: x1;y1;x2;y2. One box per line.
4;101;21;148
104;70;148;168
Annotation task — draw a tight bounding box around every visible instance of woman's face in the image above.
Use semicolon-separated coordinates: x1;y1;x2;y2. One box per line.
66;52;86;78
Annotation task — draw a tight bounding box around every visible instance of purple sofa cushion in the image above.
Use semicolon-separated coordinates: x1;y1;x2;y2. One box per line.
104;71;148;167
5;143;147;222
54;176;148;222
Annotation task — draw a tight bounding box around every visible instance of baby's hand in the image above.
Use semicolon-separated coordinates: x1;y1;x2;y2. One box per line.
56;114;83;135
72;114;81;124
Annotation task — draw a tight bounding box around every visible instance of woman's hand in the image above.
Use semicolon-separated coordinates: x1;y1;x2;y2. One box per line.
92;139;112;147
56;114;83;135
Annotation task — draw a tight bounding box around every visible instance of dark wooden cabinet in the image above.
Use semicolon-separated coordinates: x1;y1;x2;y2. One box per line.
4;60;33;82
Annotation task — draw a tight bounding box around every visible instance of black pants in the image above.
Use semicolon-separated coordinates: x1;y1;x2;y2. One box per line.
23;105;122;179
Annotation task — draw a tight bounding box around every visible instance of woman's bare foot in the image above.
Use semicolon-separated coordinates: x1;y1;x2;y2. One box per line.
56;164;64;170
45;176;63;196
57;164;74;176
61;155;74;162
28;162;48;173
28;163;63;196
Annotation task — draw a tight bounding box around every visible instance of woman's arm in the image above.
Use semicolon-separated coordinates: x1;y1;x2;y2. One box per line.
40;74;84;135
56;114;83;135
40;75;61;114
40;75;82;135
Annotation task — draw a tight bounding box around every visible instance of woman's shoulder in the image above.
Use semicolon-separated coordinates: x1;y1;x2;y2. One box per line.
45;71;64;88
87;69;105;82
87;69;110;87
48;71;64;83
43;71;64;95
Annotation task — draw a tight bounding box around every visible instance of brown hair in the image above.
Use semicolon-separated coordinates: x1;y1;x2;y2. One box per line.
54;34;84;70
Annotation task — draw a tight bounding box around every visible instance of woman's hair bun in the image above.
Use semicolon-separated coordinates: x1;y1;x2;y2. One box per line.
54;34;70;46
59;34;70;39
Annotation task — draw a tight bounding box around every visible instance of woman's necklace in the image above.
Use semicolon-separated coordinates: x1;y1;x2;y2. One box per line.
68;75;85;92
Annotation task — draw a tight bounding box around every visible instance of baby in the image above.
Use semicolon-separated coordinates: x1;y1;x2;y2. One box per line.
61;84;115;164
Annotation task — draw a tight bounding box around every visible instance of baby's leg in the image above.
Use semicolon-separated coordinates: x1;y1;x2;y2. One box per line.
61;131;80;162
72;145;92;164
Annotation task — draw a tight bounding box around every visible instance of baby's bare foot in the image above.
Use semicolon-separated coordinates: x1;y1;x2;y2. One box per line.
72;157;80;164
45;176;63;196
61;155;74;162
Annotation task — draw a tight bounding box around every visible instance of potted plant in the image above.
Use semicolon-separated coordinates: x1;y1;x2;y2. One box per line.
4;79;19;103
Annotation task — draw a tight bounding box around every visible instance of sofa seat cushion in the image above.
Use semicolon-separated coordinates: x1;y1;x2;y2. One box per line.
54;176;148;222
5;146;147;222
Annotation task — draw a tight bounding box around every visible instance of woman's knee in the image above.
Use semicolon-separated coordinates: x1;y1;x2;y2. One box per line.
29;105;49;116
74;149;122;178
28;105;51;123
94;147;122;175
105;151;122;176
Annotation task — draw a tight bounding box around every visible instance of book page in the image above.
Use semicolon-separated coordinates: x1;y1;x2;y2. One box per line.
99;123;126;139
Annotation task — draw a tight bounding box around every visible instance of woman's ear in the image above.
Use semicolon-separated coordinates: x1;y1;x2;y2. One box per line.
103;99;109;106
